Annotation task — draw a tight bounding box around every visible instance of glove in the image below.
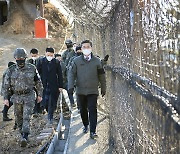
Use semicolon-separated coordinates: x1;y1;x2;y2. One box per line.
104;55;109;62
101;90;106;97
68;88;74;95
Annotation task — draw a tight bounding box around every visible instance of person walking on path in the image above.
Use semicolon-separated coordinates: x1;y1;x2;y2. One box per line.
37;47;63;124
3;48;43;147
67;45;82;110
68;40;106;139
1;61;15;121
61;39;76;107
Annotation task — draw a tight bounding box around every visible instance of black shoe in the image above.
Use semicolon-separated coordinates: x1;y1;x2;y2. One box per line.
23;133;28;141
71;103;76;108
13;123;17;130
33;113;38;118
104;54;109;62
83;126;88;133
90;132;98;139
3;116;13;121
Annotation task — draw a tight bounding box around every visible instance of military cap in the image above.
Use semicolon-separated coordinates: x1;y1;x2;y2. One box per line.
14;48;27;59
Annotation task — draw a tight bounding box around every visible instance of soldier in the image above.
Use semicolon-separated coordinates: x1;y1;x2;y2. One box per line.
55;54;70;112
62;39;74;65
67;45;82;71
61;40;76;107
68;40;106;139
67;45;82;110
3;48;43;147
1;61;15;121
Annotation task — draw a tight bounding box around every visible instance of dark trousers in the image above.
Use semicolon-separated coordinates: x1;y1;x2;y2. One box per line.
78;94;98;133
45;95;54;120
43;93;59;120
3;101;13;117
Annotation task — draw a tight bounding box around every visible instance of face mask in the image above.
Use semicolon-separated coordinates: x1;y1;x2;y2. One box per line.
32;57;37;61
82;49;92;56
73;47;76;51
66;44;73;49
46;56;53;61
16;59;26;68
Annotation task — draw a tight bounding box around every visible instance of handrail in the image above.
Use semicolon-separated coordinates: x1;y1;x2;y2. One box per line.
46;92;64;154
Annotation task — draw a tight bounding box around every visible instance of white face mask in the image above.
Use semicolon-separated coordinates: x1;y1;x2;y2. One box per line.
73;47;76;51
82;49;92;56
46;56;53;61
32;57;37;61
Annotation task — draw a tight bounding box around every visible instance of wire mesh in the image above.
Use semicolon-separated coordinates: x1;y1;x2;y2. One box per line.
66;0;180;153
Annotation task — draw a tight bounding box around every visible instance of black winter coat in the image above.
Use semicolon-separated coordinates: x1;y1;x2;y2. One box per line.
36;57;63;100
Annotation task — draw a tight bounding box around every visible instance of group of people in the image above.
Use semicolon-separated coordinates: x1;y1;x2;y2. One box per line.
0;39;109;147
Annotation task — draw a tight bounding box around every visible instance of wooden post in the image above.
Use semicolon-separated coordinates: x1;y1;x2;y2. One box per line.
39;0;44;17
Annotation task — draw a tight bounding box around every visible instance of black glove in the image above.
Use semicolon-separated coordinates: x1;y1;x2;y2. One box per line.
101;90;106;97
68;88;74;95
104;55;109;62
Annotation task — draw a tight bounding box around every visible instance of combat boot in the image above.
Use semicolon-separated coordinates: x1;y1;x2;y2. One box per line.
3;116;12;121
13;122;17;130
21;133;28;147
3;106;12;121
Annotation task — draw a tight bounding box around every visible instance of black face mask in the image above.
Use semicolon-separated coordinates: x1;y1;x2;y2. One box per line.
76;52;82;56
66;44;73;48
16;59;26;68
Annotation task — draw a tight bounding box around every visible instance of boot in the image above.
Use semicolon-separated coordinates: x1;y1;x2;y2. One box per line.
21;133;28;147
3;115;12;121
23;133;29;141
3;105;12;121
13;122;17;130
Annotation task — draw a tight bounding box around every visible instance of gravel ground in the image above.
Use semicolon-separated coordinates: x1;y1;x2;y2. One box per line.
0;33;63;154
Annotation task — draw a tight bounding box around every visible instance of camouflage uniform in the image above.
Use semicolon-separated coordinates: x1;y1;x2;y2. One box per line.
1;70;8;96
3;63;43;134
1;63;15;121
62;48;74;64
65;49;76;67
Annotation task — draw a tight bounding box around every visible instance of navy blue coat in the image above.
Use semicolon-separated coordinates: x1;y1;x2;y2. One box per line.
37;57;63;103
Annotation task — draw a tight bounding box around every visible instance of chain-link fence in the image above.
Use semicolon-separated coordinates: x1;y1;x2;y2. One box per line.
65;0;180;153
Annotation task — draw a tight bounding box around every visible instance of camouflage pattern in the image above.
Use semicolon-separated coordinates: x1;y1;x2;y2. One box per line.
1;70;7;96
60;61;67;88
14;102;34;133
3;63;43;133
65;50;76;67
62;48;74;63
1;65;15;98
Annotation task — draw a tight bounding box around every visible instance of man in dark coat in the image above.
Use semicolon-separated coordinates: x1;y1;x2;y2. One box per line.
68;40;106;139
37;47;63;124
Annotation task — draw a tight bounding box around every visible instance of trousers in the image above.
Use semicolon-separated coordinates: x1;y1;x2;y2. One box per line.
78;94;98;133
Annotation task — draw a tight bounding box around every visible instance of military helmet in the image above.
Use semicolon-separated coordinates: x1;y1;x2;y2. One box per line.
65;39;73;45
14;48;27;59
